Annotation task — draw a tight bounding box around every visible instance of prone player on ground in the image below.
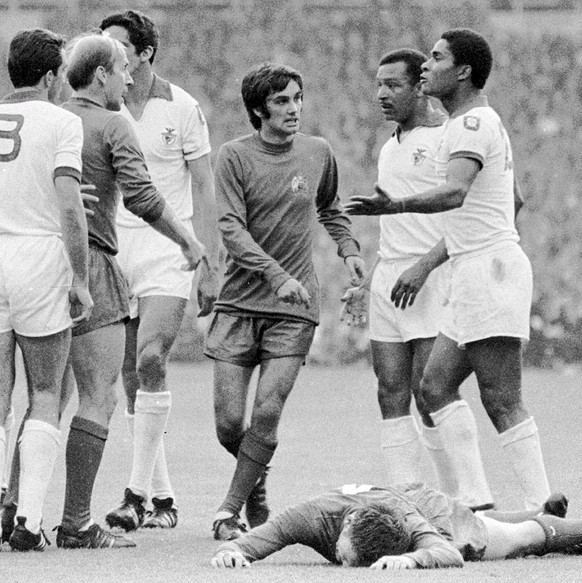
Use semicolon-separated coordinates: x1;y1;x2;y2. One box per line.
211;483;577;569
99;9;220;532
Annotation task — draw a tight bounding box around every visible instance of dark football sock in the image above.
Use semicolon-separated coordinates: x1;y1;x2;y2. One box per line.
61;416;108;531
219;430;276;516
220;434;244;459
530;515;582;555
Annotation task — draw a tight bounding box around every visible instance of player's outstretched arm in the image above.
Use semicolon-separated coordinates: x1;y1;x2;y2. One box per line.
211;549;250;569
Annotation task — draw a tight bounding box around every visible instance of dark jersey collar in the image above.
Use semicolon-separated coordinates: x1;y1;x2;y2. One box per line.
1;89;46;104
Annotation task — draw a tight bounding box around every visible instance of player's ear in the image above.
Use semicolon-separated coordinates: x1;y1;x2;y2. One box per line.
140;46;154;63
457;64;471;83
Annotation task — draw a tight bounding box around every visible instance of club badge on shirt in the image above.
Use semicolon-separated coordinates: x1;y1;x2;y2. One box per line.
463;116;481;131
412;148;427;166
291;175;307;193
161;126;177;146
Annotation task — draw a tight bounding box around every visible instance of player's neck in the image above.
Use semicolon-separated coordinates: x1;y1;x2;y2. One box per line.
125;67;154;105
441;86;484;118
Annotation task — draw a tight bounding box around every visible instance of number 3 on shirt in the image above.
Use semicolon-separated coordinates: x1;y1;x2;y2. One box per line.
0;114;24;162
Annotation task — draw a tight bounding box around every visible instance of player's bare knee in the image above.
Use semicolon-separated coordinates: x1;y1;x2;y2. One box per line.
137;349;166;387
418;369;447;412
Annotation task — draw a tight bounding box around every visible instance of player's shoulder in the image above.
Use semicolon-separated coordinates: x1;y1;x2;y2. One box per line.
167;81;200;106
451;105;499;135
295;132;331;151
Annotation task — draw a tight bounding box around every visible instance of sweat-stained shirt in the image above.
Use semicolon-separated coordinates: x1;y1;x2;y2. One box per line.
217;483;487;568
62;96;166;255
213;132;360;325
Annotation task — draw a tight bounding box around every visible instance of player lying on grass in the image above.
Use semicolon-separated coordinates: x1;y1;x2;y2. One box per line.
211;483;578;569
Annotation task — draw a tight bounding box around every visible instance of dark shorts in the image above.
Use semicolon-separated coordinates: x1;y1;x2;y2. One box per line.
73;246;130;337
204;312;316;367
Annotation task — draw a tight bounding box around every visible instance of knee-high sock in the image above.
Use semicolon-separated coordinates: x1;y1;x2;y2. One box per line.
0;427;6;495
430;400;493;508
421;423;458;497
18;420;60;534
128;391;171;501
529;515;582;555
3;413;25;508
2;408;15;490
218;430;276;516
126;410;174;502
499;417;550;510
380;416;422;484
61;416;107;531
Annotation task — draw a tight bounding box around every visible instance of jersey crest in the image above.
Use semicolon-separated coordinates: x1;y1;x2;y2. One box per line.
291;175;307;193
161;126;177;146
412;148;427;166
463;115;480;131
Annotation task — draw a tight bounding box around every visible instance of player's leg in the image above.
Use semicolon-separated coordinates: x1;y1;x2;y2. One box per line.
371;339;423;484
480;514;582;559
108;296;187;530
215;354;304;539
411;336;469;498
481;492;568;523
467;337;550;509
8;330;69;551
121;317;140;414
212;359;254;539
57;323;134;549
421;333;494;509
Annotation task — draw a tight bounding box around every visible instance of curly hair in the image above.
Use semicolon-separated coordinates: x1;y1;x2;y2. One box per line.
348;504;412;567
441;28;492;90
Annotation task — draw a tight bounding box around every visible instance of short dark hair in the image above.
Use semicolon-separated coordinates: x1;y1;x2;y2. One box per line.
67;35;117;91
99;9;158;64
441;28;492;90
241;63;303;130
7;28;65;89
348;505;412;567
379;48;427;86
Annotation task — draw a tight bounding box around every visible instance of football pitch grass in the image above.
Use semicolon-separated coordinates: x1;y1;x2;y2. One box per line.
2;361;582;582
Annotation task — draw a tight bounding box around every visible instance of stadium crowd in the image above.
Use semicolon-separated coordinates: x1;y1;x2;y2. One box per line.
1;7;582;571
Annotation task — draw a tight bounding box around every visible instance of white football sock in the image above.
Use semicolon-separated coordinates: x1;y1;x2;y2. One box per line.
421;423;458;497
380;416;423;484
18;420;60;533
128;391;171;501
0;426;6;494
2;407;15;490
430;400;493;508
151;437;174;502
499;417;551;510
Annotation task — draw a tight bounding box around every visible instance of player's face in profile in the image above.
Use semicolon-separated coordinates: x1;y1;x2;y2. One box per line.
420;39;458;99
102;25;142;76
104;48;133;111
335;514;359;567
376;62;418;125
257;80;303;144
47;51;67;105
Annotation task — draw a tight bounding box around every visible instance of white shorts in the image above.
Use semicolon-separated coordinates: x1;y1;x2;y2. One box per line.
116;222;195;318
441;242;532;347
0;235;72;336
369;258;450;343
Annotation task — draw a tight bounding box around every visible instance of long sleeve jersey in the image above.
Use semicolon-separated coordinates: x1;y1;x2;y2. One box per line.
213;132;360;325
217;483;486;568
63;97;166;255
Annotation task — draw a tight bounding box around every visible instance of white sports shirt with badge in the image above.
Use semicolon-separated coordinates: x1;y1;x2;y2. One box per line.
435;104;519;258
377;122;446;261
117;77;211;228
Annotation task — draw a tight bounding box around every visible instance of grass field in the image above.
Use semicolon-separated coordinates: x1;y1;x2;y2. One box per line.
2;361;582;582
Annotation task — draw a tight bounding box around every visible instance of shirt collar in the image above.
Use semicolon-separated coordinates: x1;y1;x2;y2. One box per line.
1;89;46;104
394;105;447;140
148;74;173;101
449;95;489;119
